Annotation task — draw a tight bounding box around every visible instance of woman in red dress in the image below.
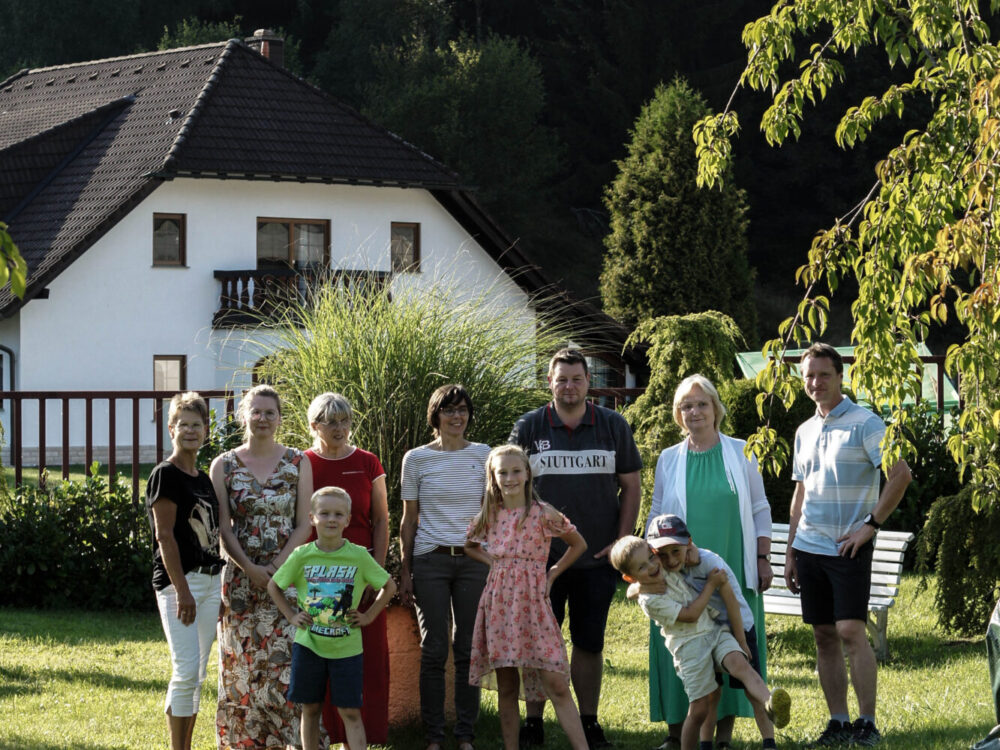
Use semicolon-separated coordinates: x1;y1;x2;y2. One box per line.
305;392;390;745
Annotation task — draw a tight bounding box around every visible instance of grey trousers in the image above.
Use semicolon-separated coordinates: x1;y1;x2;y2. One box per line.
412;551;489;743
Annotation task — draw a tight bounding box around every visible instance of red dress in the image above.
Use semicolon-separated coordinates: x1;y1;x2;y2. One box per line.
305;447;389;744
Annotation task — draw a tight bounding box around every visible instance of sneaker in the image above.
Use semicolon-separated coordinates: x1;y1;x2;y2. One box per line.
849;718;882;746
765;687;791;729
807;719;852;747
651;738;681;750
519;721;544;748
583;720;614;749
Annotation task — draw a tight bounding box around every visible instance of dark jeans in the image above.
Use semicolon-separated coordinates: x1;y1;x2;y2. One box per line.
412;551;489;743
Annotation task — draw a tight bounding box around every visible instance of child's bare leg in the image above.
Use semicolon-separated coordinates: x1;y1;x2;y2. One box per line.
721;652;769;707
683;694;713;750
300;702;322;750
722;651;789;730
496;668;522;750
750;694;776;740
540;669;588;750
699;690;720;743
338;706;366;750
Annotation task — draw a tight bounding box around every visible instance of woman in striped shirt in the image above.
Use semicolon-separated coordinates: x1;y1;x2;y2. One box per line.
399;384;490;750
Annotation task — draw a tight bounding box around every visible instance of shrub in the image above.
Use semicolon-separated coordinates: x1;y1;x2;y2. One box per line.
918;485;1000;636
0;471;153;610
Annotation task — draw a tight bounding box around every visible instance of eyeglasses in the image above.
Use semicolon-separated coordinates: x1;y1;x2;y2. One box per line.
250;409;280;421
321;418;351;428
678;400;711;413
440;406;469;417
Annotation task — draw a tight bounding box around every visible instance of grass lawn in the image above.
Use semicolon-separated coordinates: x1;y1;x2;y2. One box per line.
0;574;995;749
1;463;155;496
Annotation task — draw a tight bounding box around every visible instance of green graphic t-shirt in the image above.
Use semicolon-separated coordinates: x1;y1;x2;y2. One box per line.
272;540;390;659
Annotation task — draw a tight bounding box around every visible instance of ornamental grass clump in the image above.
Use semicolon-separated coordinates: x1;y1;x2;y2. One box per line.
240;270;574;567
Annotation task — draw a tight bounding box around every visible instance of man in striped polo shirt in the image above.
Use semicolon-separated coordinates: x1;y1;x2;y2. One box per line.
785;343;911;747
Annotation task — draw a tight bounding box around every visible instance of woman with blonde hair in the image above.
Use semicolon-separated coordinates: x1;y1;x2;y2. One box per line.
212;384;314;749
646;374;774;750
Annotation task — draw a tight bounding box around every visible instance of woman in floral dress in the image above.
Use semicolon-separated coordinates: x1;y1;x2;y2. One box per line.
211;384;314;749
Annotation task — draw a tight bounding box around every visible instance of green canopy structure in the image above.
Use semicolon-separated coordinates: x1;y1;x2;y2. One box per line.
735;343;960;411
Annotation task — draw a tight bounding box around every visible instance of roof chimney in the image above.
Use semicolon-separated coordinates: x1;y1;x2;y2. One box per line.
247;29;284;68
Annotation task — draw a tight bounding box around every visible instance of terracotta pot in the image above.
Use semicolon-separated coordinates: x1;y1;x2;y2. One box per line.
386;605;457;728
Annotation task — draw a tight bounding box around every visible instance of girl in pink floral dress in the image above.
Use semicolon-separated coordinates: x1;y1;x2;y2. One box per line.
465;445;590;750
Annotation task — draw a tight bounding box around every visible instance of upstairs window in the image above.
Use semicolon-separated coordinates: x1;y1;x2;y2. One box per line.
391;222;420;272
153;213;186;266
257;218;329;273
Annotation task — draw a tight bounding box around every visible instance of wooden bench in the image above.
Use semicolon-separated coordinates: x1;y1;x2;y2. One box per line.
763;522;915;661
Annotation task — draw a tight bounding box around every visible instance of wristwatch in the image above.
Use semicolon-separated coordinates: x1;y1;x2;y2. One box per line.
757;553;771;562
862;512;881;530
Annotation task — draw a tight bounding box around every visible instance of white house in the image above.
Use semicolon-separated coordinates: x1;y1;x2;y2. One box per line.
0;33;639;464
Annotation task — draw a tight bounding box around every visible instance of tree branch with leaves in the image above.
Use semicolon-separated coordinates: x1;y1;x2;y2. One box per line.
694;0;1000;506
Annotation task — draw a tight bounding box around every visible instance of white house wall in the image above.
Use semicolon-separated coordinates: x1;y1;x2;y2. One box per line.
1;178;533;463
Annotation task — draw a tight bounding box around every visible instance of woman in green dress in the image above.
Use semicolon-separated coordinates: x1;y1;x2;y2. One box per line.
646;374;774;750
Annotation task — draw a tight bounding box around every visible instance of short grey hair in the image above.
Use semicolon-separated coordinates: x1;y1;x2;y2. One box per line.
308;392;353;431
672;374;726;434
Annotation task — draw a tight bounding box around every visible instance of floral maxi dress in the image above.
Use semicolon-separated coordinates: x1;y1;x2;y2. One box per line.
217;448;304;750
468;502;575;701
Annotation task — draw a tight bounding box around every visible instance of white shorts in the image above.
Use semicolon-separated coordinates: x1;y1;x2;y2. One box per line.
671;627;746;702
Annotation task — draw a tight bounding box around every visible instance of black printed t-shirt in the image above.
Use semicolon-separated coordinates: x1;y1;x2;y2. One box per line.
509;401;642;569
146;461;223;591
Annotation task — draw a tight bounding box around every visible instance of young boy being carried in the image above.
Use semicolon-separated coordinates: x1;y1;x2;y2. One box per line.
268;487;397;750
610;514;790;750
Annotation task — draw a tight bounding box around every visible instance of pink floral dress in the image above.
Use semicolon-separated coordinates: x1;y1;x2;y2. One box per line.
468;502;575;700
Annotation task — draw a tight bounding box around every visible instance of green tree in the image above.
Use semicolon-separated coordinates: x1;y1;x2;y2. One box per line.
695;1;1000;504
601;78;757;341
158;17;244;48
0;223;26;299
363;33;561;223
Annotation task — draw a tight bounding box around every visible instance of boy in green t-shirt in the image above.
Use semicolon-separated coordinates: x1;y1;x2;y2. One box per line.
269;486;396;750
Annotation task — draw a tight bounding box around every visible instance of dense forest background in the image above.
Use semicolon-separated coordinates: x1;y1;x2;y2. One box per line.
5;0;982;349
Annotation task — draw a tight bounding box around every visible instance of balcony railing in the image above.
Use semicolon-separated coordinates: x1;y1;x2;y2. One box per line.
213;268;391;326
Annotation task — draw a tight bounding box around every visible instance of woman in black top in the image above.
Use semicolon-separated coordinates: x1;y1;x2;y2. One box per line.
147;392;222;750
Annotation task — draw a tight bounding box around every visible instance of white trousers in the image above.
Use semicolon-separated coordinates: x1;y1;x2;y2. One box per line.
155;571;221;716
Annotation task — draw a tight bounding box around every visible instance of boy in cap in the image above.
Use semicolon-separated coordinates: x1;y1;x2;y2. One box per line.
610;514;789;750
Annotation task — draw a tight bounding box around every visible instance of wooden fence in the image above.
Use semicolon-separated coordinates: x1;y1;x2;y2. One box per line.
0;390;236;501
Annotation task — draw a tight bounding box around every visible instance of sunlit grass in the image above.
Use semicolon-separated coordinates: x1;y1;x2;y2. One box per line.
0;575;995;748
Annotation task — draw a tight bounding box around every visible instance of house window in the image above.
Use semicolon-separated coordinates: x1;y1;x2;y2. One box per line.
257;218;329;272
153;355;186;419
153;355;186;392
391;222;420;272
153;213;186;266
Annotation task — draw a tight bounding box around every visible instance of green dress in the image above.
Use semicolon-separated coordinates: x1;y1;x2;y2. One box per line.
649;442;768;723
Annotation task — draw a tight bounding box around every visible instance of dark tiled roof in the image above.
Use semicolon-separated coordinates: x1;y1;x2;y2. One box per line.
0;40;462;315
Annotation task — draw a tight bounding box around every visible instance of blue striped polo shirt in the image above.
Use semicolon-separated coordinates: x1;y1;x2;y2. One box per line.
791;396;885;557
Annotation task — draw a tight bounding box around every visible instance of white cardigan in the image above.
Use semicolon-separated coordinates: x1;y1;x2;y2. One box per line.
648;433;772;592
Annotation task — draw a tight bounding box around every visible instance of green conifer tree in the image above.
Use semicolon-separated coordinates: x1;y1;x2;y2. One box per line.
601;77;757;342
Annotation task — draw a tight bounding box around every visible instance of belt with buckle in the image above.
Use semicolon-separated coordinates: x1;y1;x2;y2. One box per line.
193;563;223;575
430;545;465;556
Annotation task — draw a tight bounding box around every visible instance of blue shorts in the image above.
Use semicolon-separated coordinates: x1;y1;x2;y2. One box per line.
548;564;620;653
287;643;363;707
